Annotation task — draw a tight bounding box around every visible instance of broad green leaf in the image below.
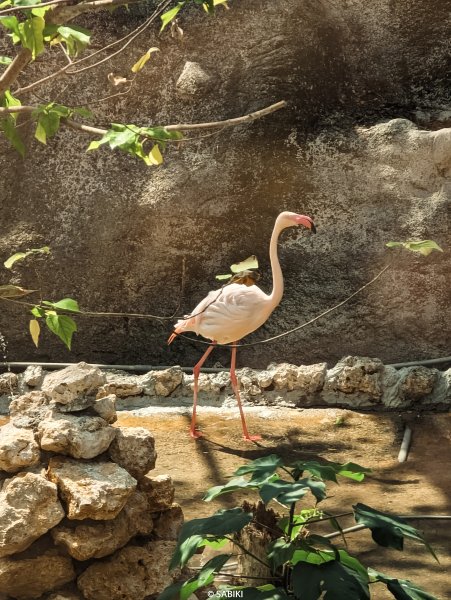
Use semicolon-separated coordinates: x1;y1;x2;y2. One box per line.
160;554;231;600
56;25;90;56
353;503;438;561
21;15;45;59
45;314;77;350
29;318;40;347
0;284;36;298
34;118;47;144
160;2;185;31
0;56;12;64
231;255;259;274
291;547;335;566
277;509;321;540
290;459;371;482
72;107;92;118
201;537;228;549
4;246;50;269
42;298;80;313
267;538;297;568
368;569;438;600
139;125;183;141
131;47;159;73
203;476;267;501
259;478;326;505
234;454;284;483
0;15;20;37
292;560;370;600
1;116;25;156
31;306;45;318
170;508;253;570
386;240;443;257
149;143;163;165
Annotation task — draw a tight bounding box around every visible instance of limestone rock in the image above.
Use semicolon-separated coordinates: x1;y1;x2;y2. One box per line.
38;413;116;459
108;427;156;478
176;61;215;98
399;366;437;400
323;356;383;405
23;365;44;388
152;367;183;397
138;474;175;510
56;396;95;413
0;473;64;557
92;394;117;423
77;541;178;600
0;372;17;394
42;363;105;404
51;491;153;560
97;379;142;399
0;552;75;599
47;457;137;520
9;391;52;430
0;423;40;472
45;591;83;600
272;363;326;393
152;503;184;541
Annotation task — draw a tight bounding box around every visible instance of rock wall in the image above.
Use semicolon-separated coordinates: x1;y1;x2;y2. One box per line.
0;363;183;600
0;0;450;368
1;358;450;415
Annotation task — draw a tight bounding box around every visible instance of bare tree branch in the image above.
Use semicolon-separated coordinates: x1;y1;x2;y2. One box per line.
0;49;32;96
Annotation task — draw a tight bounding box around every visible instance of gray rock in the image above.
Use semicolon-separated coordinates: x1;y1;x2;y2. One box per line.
152;367;183;397
108;427;156;478
23;366;44;388
0;373;17;394
0;423;41;472
272;363;326;393
92;394;117;423
9;391;52;430
37;413;116;459
47;457;137;520
0;473;64;558
176;61;215;98
0;552;75;599
77;541;179;600
322;356;384;407
97;377;143;399
42;363;105;404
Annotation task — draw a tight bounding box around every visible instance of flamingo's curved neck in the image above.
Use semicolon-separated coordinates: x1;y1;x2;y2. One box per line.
268;217;286;306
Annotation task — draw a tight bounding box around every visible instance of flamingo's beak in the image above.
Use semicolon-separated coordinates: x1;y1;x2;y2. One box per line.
310;222;317;234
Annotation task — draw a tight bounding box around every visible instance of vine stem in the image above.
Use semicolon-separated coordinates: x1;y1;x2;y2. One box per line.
223;535;271;571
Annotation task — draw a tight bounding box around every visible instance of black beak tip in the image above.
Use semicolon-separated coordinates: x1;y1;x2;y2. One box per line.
311;223;317;234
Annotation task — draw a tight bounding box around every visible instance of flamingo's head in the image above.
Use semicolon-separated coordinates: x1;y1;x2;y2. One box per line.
279;211;316;233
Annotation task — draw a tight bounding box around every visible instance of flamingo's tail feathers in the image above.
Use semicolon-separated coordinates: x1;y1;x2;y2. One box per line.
167;332;178;345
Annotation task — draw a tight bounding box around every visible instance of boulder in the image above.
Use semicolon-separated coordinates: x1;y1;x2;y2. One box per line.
0;423;41;472
42;363;105;404
97;381;142;399
47;457;137;520
0;552;75;599
322;356;384;407
92;394;117;423
9;391;52;430
77;541;178;600
152;503;184;541
108;427;156;479
0;372;18;394
152;367;183;397
51;491;153;560
272;362;327;393
37;413;116;459
22;366;44;388
138;474;175;510
0;473;64;557
399;366;437;400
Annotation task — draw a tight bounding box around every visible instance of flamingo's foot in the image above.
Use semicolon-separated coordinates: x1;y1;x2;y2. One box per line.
243;434;262;442
190;429;203;439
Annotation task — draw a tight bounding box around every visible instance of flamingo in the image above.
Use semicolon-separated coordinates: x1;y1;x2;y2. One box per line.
168;211;316;440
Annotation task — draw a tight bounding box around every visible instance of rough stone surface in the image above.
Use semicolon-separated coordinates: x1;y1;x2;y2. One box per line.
322;357;384;407
176;61;215;98
23;366;44;388
152;368;183;397
77;541;178;600
152;503;184;541
0;423;41;472
0;473;64;557
51;491;153;560
92;394;117;423
108;427;156;478
399;367;437;400
37;412;116;459
9;391;52;430
0;552;75;599
42;363;105;404
97;379;143;399
272;363;327;393
138;474;175;511
47;457;137;520
0;373;17;394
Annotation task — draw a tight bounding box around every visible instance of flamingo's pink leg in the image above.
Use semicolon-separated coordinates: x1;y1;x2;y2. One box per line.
230;342;261;442
191;342;216;438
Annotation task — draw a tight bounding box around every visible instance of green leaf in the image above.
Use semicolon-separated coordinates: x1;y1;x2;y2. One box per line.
42;298;80;313
277;509;321;540
0;56;12;64
386;240;443;257
290;459;371;482
45;314;77;350
231;255;259;274
292;560;370;600
260;478;326;505
170;508;253;569
1;116;25;156
131;46;159;73
0;284;36;298
353;504;438;561
139;125;183;141
203;476;267;501
234;454;284;483
216;273;233;280
160;1;186;31
31;305;45;318
368;568;438;600
0;15;20;37
56;25;90;56
267;538;297;568
21;15;45;59
4;246;50;269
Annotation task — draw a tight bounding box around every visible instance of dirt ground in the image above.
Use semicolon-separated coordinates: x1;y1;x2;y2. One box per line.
117;408;451;600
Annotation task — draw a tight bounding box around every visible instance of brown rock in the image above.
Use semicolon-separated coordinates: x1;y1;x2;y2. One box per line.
42;363;105;404
0;473;64;558
92;394;117;423
0;423;41;472
51;491;153;560
153;367;183;397
108;427;156;479
324;356;383;399
38;413;116;459
152;503;184;541
399;366;437;400
0;372;18;394
47;457;137;520
0;552;75;599
272;362;326;392
138;474;175;510
23;366;44;388
77;541;178;600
